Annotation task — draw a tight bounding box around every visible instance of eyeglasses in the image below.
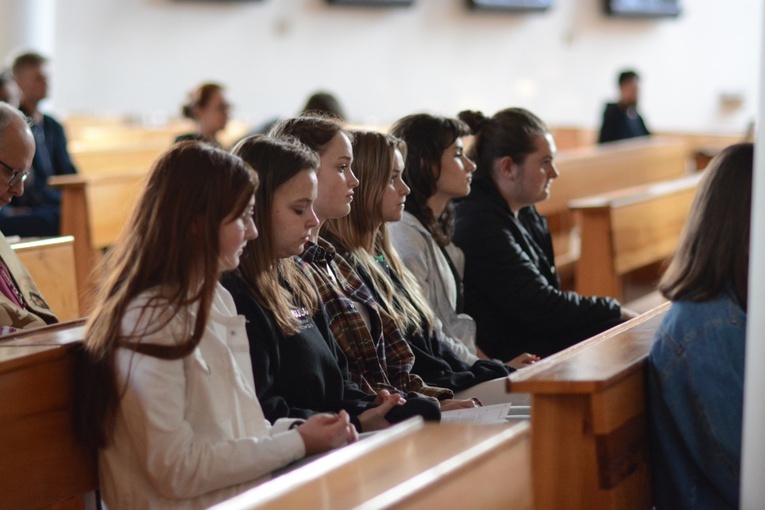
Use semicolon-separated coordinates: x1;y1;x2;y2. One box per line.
0;158;29;187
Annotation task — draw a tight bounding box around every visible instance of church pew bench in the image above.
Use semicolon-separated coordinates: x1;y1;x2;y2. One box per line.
508;302;670;510
539;136;688;279
11;236;81;322
569;173;702;302
49;172;147;313
212;419;533;510
1;322;532;510
0;321;96;510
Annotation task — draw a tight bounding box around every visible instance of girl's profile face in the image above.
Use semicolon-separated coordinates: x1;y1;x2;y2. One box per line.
314;132;358;222
511;133;558;208
380;148;410;223
435;137;476;200
271;168;320;258
218;194;257;272
196;89;230;135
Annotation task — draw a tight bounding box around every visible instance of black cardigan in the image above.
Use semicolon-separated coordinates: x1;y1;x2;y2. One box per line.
222;272;440;431
453;176;623;361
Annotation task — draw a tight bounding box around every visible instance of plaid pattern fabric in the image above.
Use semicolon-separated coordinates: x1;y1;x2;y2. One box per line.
300;239;453;400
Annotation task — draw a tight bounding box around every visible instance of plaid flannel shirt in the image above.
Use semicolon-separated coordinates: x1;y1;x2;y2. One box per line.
300;239;453;400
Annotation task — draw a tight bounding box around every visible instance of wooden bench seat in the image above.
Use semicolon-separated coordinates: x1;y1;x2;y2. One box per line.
12;236;81;321
539;136;689;285
49;172;147;312
213;419;532;510
508;302;670;510
0;321;95;510
570;173;702;302
1;321;533;510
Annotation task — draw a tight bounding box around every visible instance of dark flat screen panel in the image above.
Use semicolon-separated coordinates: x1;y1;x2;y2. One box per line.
467;0;554;12
605;0;681;18
326;0;415;6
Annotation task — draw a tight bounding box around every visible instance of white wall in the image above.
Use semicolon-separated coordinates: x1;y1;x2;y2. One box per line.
3;0;761;132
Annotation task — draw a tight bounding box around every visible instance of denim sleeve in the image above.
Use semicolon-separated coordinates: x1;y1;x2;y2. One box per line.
650;318;745;508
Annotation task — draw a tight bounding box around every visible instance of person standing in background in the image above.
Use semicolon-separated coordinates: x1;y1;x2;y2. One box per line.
0;52;77;237
598;69;650;144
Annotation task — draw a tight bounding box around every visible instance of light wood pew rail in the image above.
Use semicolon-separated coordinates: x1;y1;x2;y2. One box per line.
569;173;702;301
212;419;533;510
508;302;670;510
49;172;147;313
538;136;688;275
69;145;164;177
12;236;81;321
0;320;96;510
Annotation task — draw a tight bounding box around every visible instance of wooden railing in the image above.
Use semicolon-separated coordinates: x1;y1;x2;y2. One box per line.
212;419;532;510
12;236;81;321
508;302;670;510
570;173;701;301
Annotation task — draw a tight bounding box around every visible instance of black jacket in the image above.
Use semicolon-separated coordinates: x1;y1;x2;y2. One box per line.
222;272;440;431
453;176;623;361
598;102;650;144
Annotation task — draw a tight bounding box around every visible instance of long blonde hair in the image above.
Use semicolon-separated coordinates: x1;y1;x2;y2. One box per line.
232;135;321;335
78;142;257;448
325;130;433;334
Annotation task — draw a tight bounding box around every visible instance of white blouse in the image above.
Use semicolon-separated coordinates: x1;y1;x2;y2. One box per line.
99;283;305;510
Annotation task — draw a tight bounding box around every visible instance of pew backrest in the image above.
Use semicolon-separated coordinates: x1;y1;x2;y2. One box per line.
570;173;701;301
12;236;81;322
0;322;96;510
508;302;670;510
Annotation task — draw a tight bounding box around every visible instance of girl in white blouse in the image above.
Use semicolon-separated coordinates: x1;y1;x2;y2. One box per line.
76;142;355;510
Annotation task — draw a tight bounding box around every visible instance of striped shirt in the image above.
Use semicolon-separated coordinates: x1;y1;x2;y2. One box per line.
300;239;453;400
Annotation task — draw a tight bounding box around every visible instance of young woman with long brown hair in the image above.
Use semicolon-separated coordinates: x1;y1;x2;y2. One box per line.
271;115;476;411
223;135;439;432
648;143;753;510
76;141;354;509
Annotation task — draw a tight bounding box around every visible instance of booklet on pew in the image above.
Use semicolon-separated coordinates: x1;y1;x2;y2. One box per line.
440;403;530;425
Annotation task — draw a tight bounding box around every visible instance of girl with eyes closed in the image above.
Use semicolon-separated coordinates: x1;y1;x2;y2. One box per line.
271;115;474;411
223;135;440;432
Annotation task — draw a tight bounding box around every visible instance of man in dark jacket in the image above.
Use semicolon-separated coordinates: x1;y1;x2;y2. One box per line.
598;70;650;144
0;52;77;237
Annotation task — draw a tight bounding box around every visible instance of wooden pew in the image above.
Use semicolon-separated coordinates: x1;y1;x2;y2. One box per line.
508;302;670;510
12;236;81;321
49;172;147;312
0;321;96;510
540;136;689;263
1;322;533;510
213;419;533;510
570;173;702;302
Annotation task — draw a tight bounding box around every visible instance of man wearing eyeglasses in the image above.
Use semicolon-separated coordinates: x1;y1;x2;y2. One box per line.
0;52;77;238
0;102;58;334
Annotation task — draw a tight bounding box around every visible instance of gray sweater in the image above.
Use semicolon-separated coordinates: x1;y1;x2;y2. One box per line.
389;212;479;364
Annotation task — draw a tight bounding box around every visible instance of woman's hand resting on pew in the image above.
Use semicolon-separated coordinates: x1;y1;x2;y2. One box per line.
440;399;482;411
621;307;640;320
506;353;541;370
297;410;358;455
357;390;406;432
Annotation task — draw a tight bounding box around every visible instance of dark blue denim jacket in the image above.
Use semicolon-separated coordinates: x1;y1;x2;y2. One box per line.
648;294;746;510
